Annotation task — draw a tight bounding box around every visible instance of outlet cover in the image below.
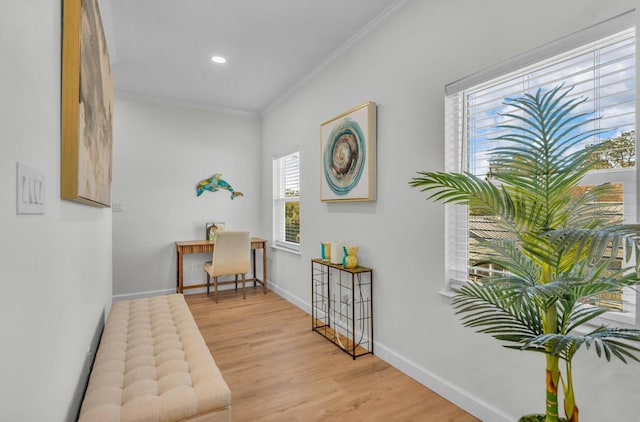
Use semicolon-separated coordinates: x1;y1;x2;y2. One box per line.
112;202;126;213
17;162;45;215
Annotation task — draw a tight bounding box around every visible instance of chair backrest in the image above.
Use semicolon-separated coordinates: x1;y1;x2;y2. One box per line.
210;231;251;277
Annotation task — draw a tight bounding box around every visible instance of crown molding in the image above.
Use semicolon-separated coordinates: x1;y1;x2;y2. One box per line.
261;0;411;116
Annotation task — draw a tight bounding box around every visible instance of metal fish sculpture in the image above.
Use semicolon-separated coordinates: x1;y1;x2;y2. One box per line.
196;173;244;200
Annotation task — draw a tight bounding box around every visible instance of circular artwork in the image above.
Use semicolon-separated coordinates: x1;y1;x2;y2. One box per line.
323;118;366;196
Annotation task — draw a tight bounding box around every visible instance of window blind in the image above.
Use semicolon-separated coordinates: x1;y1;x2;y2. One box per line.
465;28;635;179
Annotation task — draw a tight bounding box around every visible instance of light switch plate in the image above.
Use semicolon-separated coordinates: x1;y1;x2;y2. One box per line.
17;162;45;215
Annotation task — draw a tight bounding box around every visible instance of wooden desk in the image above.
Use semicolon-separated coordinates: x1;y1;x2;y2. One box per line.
175;238;267;294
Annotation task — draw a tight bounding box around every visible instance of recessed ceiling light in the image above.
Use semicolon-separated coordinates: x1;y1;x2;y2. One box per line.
211;56;226;64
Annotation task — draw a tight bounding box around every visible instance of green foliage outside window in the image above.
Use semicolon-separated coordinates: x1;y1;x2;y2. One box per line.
588;131;636;169
285;201;300;243
285;186;300;244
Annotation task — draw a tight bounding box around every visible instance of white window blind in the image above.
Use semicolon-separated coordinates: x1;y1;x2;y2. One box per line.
444;18;636;321
273;150;300;252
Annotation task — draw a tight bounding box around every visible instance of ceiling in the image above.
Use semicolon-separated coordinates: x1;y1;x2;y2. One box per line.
99;0;405;115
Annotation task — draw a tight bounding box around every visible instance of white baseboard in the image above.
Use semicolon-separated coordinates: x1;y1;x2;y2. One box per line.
112;288;176;301
268;280;311;314
112;282;262;302
270;281;514;422
373;341;514;422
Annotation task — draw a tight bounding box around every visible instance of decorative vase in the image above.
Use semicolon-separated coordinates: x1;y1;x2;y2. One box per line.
321;242;331;261
342;245;358;269
330;242;343;264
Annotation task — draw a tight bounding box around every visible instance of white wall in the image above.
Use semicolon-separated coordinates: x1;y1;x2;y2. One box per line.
112;96;262;297
0;2;113;421
261;0;640;421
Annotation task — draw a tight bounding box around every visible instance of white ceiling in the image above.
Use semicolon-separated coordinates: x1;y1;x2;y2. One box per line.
100;0;406;115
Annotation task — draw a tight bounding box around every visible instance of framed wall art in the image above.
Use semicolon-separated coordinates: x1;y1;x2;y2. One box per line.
61;0;114;207
320;102;377;202
205;222;225;240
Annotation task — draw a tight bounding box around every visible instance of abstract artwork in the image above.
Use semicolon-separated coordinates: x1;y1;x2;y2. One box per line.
320;102;376;202
61;0;114;207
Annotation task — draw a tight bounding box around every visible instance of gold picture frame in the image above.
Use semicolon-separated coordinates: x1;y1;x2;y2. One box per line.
320;102;377;202
61;0;114;207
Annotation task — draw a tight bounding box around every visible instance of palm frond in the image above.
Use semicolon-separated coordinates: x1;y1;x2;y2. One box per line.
472;239;539;282
491;86;607;223
410;171;501;205
547;225;640;269
452;282;543;347
583;327;640;363
564;183;619;229
564;303;609;334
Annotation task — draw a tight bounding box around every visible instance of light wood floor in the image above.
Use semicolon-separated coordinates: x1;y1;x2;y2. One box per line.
185;288;479;422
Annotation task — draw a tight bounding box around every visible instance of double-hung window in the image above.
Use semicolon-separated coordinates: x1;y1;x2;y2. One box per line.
444;14;636;322
273;150;300;252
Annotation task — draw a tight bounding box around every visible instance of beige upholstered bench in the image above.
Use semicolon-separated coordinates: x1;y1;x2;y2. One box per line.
79;294;231;422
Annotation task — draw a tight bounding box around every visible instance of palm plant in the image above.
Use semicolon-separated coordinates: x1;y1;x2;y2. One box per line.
410;85;640;422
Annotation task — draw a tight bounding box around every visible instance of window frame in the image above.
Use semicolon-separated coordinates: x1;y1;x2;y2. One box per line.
272;149;301;254
443;13;637;326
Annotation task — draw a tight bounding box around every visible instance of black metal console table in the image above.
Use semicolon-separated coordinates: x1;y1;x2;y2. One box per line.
311;258;373;359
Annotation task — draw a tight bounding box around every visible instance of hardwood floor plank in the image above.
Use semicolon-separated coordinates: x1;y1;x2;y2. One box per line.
186;289;479;422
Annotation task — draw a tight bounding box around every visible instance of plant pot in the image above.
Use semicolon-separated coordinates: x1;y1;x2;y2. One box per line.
518;415;568;422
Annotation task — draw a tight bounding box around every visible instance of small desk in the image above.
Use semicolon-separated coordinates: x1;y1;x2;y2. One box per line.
175;238;267;294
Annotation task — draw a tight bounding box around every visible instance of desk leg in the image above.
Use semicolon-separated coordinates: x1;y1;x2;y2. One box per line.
176;249;183;293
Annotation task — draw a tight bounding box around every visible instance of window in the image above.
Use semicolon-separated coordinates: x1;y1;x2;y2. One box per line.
444;15;635;321
273;150;300;252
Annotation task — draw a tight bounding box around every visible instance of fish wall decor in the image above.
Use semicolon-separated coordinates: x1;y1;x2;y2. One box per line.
196;173;244;200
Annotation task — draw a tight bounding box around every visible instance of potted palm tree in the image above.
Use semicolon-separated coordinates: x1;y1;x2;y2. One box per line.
410;85;640;422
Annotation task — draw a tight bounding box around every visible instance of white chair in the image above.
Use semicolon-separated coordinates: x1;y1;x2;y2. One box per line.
204;230;251;303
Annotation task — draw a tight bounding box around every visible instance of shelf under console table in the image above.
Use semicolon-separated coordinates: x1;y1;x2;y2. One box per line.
311;258;373;359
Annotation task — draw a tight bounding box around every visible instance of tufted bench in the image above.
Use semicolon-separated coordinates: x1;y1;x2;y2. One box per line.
78;294;231;422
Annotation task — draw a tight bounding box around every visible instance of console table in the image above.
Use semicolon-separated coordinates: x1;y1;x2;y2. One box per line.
175;238;267;294
311;259;373;359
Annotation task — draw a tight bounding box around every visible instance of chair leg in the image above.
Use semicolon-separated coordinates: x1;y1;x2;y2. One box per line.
242;274;246;299
214;276;219;304
235;275;238;291
206;273;210;296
